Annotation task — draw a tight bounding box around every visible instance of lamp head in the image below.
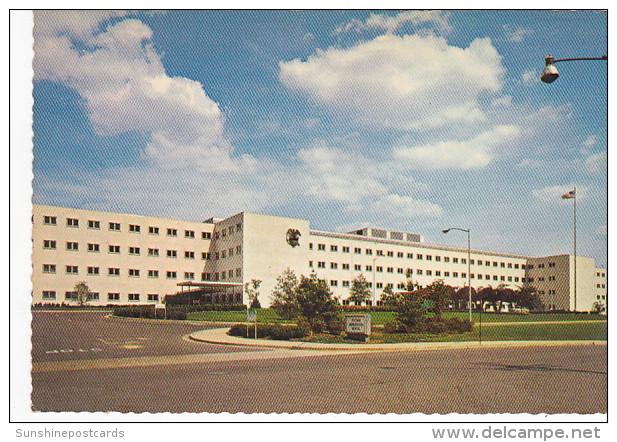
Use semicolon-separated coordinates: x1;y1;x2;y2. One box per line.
541;54;559;83
442;229;451;234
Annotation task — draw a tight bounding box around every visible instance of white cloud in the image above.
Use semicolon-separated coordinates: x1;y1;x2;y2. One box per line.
33;12;229;169
394;125;520;170
335;10;452;35
584;135;597;147
583;151;607;174
280;33;504;131
504;26;533;42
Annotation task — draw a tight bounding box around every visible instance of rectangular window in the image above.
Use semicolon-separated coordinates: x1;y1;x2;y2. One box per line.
66;218;79;228
444;257;450;263
435;271;441;277
184;272;195;280
387;251;394;257
236;223;242;231
478;261;483;266
87;266;100;275
426;270;432;276
148;294;159;302
128;224;140;233
453;257;459;264
42;290;56;300
366;249;373;255
236;245;242;254
149;226;159;235
426;255;432;261
221;250;226;259
317;261;326;269
108;267;120;276
185;251;195;259
330;245;338;252
65;265;78;275
342;263;350;270
397;268;404;274
65;291;77;300
514;264;519;269
166;271;177;279
417;254;423;260
236;268;242;278
354;247;362;254
129;269;140;277
109;222;121;231
461;258;466;264
470;259;475;265
354;264;361;271
330;262;338;269
309;243;313;250
129;246;140;255
500;262;505;268
376;266;383;273
342;280;350;288
203;252;211;260
148;248;159;257
228;247;233;257
417;269;423;275
330;280;338;287
318;244;326;251
398;252;404;258
462;272;467;278
377;250;384;256
387;267;394;273
87;243;100;253
107;293;120;301
435;256;441;262
148;270;159;278
88;220;100;229
478;274;483;280
167;249;177;258
407;253;413;259
128;293;140;302
343;246;350;253
43;240;57;250
202;231;211;240
185;230;195;238
366;265;372;271
44;216;57;225
66;241;78;251
167;228;177;237
43;264;56;274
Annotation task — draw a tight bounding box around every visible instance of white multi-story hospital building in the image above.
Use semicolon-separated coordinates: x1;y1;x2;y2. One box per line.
31;204;607;312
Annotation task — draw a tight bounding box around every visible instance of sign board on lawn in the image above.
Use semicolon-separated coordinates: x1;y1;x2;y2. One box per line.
345;314;371;335
247;310;256;321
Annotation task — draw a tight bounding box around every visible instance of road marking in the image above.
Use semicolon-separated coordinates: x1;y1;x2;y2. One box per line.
32;348;362;373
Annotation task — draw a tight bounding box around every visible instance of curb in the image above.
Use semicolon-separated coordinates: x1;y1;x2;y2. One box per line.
189;327;607;352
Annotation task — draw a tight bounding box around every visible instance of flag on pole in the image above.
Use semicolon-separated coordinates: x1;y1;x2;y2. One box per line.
561;189;575;199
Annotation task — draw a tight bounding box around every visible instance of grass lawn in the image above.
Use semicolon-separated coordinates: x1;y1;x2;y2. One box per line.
188;308;607;326
299;322;607;344
187;309;293;323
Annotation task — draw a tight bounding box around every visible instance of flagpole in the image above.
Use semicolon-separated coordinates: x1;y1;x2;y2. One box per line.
574;186;577;312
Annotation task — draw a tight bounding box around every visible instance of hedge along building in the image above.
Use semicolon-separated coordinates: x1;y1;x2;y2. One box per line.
31;204;607;311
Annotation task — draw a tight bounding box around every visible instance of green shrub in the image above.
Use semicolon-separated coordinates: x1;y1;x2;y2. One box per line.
227;323;310;340
166;310;187;320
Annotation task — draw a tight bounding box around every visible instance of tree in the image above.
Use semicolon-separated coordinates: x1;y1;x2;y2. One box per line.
380;285;396;307
295;272;342;334
73;281;92;306
452;286;476;311
244;279;262;309
478;286;499;312
515;286;542;311
392;289;427;331
348;274;371;305
425;280;452;319
270;268;300;320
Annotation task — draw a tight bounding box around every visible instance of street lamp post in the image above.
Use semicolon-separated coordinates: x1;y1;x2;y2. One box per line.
442;228;471;323
541;54;607;83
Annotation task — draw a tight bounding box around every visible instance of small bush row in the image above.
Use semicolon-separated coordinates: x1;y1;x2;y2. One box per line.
228;323;310;340
341;305;392;312
32;303;113;310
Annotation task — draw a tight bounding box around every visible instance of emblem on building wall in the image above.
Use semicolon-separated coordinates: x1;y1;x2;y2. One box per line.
286;229;301;248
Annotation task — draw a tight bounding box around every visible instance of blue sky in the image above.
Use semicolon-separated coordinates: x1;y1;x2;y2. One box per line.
31;10;607;267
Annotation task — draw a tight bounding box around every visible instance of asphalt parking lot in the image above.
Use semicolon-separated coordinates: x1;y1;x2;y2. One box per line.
30;311;608;415
31;310;262;363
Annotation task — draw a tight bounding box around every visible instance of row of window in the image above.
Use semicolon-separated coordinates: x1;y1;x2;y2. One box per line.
41;290;160;302
309;243;524;269
42;216;219;239
42;240;242;259
42;264;244;282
